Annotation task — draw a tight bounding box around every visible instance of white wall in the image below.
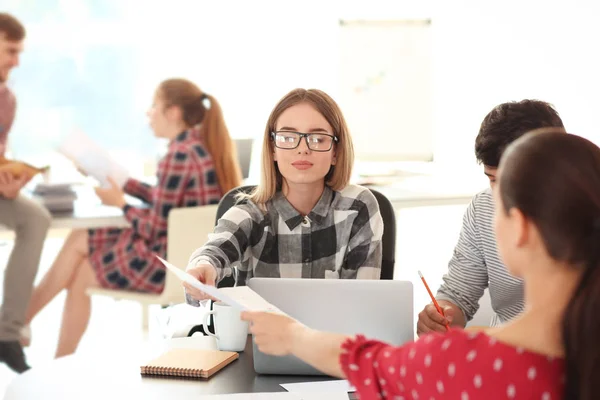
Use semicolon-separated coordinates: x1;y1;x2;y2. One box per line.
11;0;599;178
146;0;600;176
431;0;600;172
129;0;339;142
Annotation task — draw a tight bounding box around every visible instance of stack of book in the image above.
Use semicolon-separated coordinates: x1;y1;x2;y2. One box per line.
32;183;77;212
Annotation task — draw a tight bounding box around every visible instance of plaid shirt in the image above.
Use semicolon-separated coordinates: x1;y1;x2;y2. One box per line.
186;184;383;305
122;131;222;240
89;129;222;293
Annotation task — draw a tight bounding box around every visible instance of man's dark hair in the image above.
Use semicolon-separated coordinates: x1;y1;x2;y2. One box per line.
475;99;564;167
0;13;25;42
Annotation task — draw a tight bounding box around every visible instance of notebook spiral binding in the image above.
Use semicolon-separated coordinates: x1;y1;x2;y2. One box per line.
141;366;205;378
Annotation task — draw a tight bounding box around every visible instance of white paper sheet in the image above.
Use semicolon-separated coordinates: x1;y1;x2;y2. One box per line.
156;256;279;313
57;130;130;188
195;395;293;399
280;380;355;394
218;286;282;313
196;393;349;400
299;393;349;400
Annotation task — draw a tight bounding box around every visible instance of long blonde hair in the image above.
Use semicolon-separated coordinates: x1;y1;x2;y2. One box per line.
158;79;242;194
248;88;354;205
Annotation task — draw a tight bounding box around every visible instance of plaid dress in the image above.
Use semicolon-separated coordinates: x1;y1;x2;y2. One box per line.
89;130;222;293
186;185;383;305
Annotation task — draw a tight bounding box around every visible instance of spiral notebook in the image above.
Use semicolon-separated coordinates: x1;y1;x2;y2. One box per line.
140;348;239;379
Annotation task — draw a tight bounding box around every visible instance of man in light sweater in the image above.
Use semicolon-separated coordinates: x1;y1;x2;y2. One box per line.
0;13;51;373
417;100;565;335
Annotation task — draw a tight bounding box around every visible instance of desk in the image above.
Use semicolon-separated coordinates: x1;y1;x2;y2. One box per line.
0;179;477;239
52;184;476;230
47;202;129;230
4;336;350;400
0;187;132;233
44;186;136;230
0;203;128;239
368;177;480;210
353;162;486;210
377;185;475;209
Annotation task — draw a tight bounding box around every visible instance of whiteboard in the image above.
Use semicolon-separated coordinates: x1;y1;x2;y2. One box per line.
337;19;433;161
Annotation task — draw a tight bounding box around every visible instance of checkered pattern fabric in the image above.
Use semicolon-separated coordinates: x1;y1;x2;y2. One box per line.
88;129;222;293
186;184;383;305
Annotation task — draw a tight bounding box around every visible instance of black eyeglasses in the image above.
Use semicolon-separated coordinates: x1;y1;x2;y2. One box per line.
271;131;338;152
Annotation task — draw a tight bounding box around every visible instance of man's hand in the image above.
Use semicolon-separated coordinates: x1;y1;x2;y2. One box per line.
0;171;28;199
417;300;465;336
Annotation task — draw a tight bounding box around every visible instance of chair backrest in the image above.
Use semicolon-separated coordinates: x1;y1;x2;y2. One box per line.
214;185;396;284
215;186;255;288
165;205;219;300
368;188;396;280
234;138;254;179
215;185;256;224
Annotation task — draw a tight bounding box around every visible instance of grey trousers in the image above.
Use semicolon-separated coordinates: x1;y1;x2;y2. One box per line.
0;194;51;340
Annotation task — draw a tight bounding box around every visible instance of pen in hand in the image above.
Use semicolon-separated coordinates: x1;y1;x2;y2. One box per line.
418;270;451;332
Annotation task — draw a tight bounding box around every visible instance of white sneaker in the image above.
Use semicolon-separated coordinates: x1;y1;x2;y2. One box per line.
19;325;31;347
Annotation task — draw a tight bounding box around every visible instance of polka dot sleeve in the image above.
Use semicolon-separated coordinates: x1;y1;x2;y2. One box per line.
340;335;408;399
340;330;565;400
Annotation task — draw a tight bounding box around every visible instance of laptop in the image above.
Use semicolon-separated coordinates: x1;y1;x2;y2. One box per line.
247;278;414;375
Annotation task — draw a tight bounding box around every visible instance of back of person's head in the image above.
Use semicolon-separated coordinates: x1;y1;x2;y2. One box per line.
498;131;600;400
0;13;25;41
157;78;242;194
249;88;354;205
475;100;565;167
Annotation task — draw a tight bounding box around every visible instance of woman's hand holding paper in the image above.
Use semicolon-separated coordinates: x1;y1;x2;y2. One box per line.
241;311;304;356
94;177;126;208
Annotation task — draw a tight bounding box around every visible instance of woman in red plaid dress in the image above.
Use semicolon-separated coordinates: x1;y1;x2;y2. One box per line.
23;79;242;358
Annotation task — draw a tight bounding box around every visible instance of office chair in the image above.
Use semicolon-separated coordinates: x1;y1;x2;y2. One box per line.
86;204;219;329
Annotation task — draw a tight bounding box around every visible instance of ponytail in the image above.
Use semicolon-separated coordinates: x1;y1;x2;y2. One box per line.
158;78;242;195
562;223;600;400
198;94;243;194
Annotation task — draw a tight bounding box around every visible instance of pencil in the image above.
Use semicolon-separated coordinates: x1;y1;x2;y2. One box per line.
418;270;450;332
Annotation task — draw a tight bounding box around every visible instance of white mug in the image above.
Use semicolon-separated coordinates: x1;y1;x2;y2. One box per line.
203;302;249;352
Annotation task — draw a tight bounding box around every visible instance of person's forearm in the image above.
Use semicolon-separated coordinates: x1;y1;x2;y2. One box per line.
291;326;349;378
438;300;467;327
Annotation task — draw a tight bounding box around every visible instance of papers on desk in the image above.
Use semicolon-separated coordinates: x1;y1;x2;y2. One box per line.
31;183;78;212
281;380;355;394
57;130;129;188
198;393;349;400
156;257;280;312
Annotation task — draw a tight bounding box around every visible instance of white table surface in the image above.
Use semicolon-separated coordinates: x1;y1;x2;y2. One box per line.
3;336;216;400
46;202;130;229
3;336;342;400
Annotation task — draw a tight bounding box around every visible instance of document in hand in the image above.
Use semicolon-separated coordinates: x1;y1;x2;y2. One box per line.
280;380;355;394
195;393;349;400
57;130;130;188
156;256;281;313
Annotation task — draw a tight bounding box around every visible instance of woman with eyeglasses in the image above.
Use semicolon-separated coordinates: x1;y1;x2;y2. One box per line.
184;88;383;302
